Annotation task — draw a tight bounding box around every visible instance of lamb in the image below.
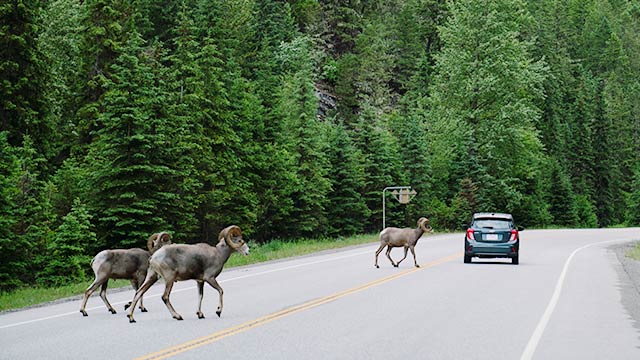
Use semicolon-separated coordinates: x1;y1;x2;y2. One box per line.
79;232;172;316
374;217;433;268
126;225;249;323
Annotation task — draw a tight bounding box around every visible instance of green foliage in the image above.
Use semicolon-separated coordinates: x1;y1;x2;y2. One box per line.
38;199;95;286
2;0;639;293
0;0;52;158
389;109;433;222
325;122;370;236
0;133;22;290
354;105;406;231
37;0;84;159
275;36;332;238
626;167;640;226
428;0;547;220
86;29;198;247
546;160;579;226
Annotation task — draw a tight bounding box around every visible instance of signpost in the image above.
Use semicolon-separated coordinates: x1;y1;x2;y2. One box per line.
382;186;417;230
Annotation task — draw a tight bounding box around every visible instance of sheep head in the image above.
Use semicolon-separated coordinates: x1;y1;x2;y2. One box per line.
219;225;250;256
147;232;172;253
418;218;433;233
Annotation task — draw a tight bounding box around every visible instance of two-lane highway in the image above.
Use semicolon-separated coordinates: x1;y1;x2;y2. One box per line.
1;228;639;359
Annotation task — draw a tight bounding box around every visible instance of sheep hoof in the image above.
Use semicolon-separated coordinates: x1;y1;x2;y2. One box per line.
140;307;148;312
393;264;399;268
128;316;136;323
216;311;222;318
197;312;205;319
109;309;117;314
415;264;420;268
375;265;379;268
173;315;183;321
80;310;88;317
124;302;131;310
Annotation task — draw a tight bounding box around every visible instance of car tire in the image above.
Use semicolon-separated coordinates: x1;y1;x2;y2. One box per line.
512;255;519;265
464;255;471;263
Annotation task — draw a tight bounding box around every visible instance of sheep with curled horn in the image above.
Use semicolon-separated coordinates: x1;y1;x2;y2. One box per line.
79;232;172;316
374;217;433;268
126;225;249;323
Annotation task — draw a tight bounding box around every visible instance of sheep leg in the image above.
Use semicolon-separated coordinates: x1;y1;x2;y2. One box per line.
99;280;117;314
80;276;106;316
127;272;158;323
125;279;147;312
385;246;398;267
410;246;419;267
205;277;224;317
160;277;183;321
196;280;205;319
395;246;409;267
374;243;387;268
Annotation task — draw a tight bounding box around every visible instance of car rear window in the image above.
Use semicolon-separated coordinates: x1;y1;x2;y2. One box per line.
473;219;512;229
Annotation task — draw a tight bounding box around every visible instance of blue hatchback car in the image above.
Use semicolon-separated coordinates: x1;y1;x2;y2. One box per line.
463;212;523;264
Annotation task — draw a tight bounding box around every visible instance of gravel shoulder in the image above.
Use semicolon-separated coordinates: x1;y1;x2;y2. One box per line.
612;241;640;334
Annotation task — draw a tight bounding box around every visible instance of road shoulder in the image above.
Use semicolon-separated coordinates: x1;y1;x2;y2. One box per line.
613;241;640;334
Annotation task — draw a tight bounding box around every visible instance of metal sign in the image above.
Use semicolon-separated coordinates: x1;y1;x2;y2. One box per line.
391;188;417;204
382;186;417;229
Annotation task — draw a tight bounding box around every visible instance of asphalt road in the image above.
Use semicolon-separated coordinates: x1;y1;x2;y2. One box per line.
1;228;640;360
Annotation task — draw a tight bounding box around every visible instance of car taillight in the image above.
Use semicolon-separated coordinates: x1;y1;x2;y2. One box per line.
509;229;518;241
466;228;475;241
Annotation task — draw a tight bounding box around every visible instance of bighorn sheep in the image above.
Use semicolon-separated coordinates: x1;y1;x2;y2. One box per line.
374;217;433;268
79;232;172;316
126;225;249;323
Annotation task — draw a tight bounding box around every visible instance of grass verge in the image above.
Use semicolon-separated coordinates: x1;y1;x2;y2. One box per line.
0;234;377;312
627;241;640;261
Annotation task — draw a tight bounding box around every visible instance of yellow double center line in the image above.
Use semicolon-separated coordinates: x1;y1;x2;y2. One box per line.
136;252;461;360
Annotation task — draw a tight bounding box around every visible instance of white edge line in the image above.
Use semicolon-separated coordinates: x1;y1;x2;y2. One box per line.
519;238;628;360
0;248;373;329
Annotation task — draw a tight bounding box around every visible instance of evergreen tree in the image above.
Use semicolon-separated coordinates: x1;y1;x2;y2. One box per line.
275;36;331;238
1;135;55;289
38;199;95;286
354;105;406;232
76;0;131;147
86;27;195;248
546;159;579;226
427;0;547;219
320;0;365;56
0;0;52;157
627;167;640;226
325;122;369;236
390;108;433;222
392;0;446;95
37;0;84;163
450;177;479;228
0;133;22;290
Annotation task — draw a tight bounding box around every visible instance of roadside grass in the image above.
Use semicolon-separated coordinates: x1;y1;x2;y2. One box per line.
0;234;378;312
627;241;640;261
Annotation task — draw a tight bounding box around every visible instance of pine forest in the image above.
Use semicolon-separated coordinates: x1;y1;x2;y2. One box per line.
1;0;639;290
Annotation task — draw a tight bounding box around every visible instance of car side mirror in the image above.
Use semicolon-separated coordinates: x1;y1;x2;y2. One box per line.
517;225;525;231
461;223;468;230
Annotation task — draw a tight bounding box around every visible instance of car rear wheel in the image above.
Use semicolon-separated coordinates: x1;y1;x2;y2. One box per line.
512;255;519;265
464;255;471;263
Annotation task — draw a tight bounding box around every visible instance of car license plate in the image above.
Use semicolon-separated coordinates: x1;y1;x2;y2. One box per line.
485;234;499;241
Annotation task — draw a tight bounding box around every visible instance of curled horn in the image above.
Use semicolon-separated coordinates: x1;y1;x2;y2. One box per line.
418;218;432;232
147;232;171;252
220;225;244;250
